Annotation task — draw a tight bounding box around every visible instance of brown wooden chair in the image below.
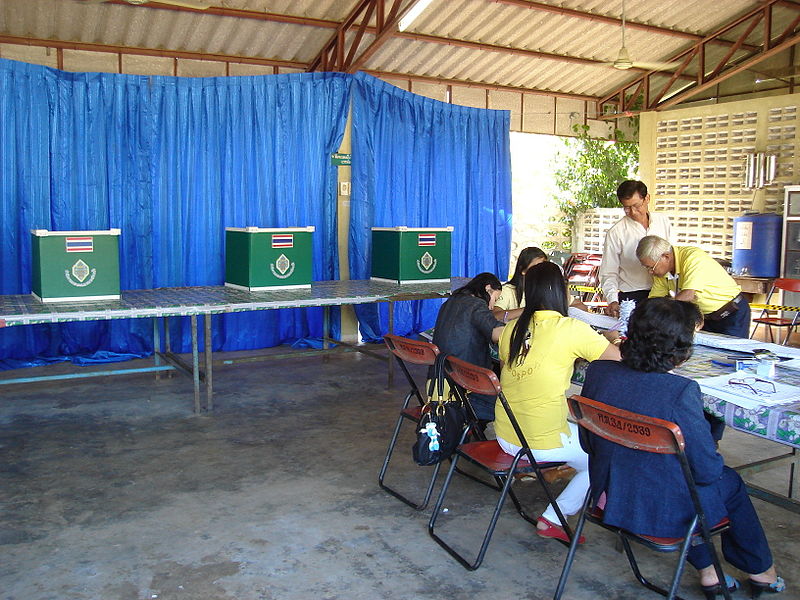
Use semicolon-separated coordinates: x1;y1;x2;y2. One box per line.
379;334;441;510
554;395;732;600
427;356;573;570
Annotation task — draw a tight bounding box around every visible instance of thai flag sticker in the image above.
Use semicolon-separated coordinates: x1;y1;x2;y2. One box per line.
272;234;294;248
65;236;94;253
418;233;437;247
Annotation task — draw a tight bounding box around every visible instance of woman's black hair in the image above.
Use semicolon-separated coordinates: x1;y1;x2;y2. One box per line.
507;261;569;365
453;272;502;305
621;297;701;372
507;247;548;304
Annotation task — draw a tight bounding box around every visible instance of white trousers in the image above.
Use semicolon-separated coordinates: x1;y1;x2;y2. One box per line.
497;421;589;524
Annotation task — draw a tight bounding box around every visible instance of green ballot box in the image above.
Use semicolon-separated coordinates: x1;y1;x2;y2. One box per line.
225;227;315;291
31;229;121;302
371;227;453;284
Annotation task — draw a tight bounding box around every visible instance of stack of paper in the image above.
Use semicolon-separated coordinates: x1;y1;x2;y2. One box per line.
694;332;800;359
567;307;619;330
698;373;799;410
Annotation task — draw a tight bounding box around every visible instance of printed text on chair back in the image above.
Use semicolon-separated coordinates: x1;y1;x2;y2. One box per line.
567;395;685;455
444;356;501;397
383;334;439;366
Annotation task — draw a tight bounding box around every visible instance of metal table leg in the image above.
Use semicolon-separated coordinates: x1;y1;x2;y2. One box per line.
191;314;200;414
165;316;173;378
153;317;162;380
204;313;213;412
388;300;395;388
323;306;330;351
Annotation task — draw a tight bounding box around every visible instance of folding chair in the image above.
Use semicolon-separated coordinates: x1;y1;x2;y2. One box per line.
564;252;606;312
427;356;574;571
379;334;442;510
750;278;800;345
554;395;732;600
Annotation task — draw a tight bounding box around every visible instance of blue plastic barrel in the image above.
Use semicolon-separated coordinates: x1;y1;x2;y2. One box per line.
732;213;782;277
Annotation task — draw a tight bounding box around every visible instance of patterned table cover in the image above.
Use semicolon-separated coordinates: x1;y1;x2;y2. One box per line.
572;345;800;450
0;278;470;328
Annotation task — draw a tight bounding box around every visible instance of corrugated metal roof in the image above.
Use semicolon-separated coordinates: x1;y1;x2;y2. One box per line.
0;0;795;104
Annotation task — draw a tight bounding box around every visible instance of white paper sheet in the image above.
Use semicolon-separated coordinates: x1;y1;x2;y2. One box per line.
698;373;799;409
776;358;800;371
567;307;619;330
693;332;800;359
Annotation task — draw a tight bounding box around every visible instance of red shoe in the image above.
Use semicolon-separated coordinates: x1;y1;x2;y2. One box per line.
536;516;585;544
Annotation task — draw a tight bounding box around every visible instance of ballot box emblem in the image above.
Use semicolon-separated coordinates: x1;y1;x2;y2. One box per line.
270;253;295;279
417;251;436;274
31;229;121;302
225;227;314;290
371;227;452;284
66;259;97;287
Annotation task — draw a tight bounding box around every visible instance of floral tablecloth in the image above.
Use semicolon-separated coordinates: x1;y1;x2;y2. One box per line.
573;344;800;450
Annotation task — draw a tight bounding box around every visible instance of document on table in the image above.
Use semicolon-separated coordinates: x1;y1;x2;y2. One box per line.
777;358;800;371
698;373;800;410
693;332;800;359
568;307;620;330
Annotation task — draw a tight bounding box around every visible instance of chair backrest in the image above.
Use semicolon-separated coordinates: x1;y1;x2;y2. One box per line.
383;334;439;366
443;355;501;396
567;395;684;455
568;394;715;537
444;356;535;454
774;278;800;294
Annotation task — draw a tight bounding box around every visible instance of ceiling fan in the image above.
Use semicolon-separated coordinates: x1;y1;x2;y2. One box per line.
604;0;681;71
75;0;213;9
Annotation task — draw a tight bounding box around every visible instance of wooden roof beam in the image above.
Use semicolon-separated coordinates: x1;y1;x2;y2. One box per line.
362;69;600;102
597;0;800;113
0;34;306;70
486;0;759;51
395;31;695;80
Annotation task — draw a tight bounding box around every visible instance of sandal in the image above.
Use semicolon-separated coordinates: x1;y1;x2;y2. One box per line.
748;576;785;599
701;573;739;599
536;516;585;544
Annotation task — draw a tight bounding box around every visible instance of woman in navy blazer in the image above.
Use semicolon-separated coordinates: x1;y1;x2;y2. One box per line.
581;297;784;599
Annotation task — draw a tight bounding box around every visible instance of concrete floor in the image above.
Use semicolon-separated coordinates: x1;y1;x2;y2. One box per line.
0;347;798;600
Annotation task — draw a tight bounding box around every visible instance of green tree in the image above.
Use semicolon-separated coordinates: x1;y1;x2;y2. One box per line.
547;124;639;250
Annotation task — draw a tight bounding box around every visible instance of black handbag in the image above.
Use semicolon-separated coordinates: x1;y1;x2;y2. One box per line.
412;354;468;466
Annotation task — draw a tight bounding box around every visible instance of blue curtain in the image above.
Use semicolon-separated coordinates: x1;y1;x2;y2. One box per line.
0;59;351;366
349;72;512;341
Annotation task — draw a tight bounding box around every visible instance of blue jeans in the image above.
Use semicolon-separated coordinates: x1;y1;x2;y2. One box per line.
468;392;495;422
687;466;773;574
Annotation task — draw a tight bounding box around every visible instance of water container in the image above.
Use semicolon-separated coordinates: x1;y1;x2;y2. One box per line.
732;213;782;277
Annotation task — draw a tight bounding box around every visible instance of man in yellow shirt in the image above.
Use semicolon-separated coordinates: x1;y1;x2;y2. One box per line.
636;235;750;338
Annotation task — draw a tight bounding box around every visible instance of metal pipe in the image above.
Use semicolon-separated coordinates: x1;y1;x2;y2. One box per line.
0;366;174;386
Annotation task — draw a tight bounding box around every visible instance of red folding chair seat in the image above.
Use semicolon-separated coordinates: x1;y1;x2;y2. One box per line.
427;356;575;571
554;395;733;600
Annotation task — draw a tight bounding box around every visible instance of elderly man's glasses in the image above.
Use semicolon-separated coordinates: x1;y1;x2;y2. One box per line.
644;255;663;274
728;377;776;396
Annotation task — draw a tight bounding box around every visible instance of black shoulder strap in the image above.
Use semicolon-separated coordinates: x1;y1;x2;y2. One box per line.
434;353;451;403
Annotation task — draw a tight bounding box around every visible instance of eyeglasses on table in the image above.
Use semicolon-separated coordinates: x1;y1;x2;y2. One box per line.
727;376;776;396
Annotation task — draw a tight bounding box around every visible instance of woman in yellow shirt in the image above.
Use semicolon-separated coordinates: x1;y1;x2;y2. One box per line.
492;247;548;324
496;261;620;542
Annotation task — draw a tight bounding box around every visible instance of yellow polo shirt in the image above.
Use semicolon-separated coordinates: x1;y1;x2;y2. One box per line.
649;246;741;315
496;310;609;450
494;282;523;311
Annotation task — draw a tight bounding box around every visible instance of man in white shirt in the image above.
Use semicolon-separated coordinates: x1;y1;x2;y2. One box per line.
599;180;672;318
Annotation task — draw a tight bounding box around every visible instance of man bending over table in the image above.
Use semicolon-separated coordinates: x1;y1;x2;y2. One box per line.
636;235;750;339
